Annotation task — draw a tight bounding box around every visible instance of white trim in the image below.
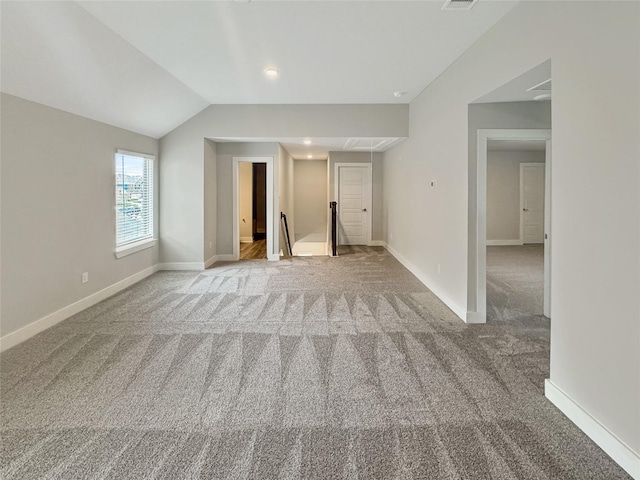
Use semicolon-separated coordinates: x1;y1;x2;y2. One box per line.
472;129;552;324
334;162;373;246
545;380;640;479
486;239;523;246
116;148;155;160
232;157;278;262
114;238;156;258
0;265;159;352
215;254;236;263
543;140;552;317
204;255;217;268
385;243;467;322
205;254;236;268
240;237;254;244
156;262;205;271
368;240;386;247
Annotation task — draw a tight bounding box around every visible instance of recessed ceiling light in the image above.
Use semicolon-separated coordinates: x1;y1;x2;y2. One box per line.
303;139;312;145
393;91;407;98
264;67;279;77
534;93;552;101
307;154;313;159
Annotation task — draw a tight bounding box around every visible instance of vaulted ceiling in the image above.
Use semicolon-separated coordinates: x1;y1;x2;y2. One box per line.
1;1;518;138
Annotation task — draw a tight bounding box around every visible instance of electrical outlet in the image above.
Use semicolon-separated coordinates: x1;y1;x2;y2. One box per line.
209;241;213;249
437;264;441;274
430;180;437;189
81;272;89;284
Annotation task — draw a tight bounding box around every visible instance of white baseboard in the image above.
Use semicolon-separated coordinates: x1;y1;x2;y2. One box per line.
215;254;236;263
545;379;640;479
384;243;466;322
486;239;523;246
0;265;159;353
465;311;487;324
204;255;216;268
240;237;253;244
368;240;386;247
157;262;205;271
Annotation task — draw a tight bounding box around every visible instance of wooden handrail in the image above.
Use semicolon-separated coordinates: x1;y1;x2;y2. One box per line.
281;212;292;256
330;201;337;256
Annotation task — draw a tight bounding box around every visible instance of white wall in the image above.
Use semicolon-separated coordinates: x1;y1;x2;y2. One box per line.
487;150;545;242
1;93;159;338
159;104;408;264
238;162;253;241
294;159;328;238
329;151;384;242
382;1;639;470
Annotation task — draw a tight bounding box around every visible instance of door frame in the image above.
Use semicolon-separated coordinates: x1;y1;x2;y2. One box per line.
232;156;279;261
520;162;546;244
334;162;373;246
470;129;552;323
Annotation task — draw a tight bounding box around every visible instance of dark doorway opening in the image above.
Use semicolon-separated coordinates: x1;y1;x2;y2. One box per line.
252;163;267;241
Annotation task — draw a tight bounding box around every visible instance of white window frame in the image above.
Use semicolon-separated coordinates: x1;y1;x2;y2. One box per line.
114;149;156;258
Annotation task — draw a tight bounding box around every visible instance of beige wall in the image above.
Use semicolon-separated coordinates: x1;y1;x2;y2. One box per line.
487;150;545;242
1;93;159;337
382;1;639;460
238;162;253;241
294;160;328;238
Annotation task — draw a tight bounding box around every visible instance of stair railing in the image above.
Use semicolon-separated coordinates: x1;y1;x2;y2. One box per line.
330;201;337;256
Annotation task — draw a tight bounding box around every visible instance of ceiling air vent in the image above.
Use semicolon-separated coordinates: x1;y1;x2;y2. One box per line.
442;0;479;11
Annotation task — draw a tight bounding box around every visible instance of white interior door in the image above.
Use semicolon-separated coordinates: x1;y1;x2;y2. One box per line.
520;163;545;244
337;165;371;245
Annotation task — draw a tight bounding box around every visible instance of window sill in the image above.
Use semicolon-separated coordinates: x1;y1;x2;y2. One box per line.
115;238;157;259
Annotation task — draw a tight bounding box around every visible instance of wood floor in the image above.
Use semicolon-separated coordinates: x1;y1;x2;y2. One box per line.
240;239;267;259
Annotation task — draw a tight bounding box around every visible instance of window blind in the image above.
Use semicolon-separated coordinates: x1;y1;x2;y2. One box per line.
115;151;153;247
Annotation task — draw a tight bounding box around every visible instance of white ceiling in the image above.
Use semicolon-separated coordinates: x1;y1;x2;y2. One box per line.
473;59;551;104
212;136;405;160
1;0;519;138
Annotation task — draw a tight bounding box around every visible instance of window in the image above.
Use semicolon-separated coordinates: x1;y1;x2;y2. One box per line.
115;150;154;257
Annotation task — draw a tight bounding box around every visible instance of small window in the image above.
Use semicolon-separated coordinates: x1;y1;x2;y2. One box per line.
115;151;154;254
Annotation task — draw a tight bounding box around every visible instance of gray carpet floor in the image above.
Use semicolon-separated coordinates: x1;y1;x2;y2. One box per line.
0;246;629;479
486;245;547;328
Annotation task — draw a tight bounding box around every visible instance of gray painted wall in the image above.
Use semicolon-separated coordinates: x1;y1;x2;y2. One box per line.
487;150;545;241
204;139;216;262
382;1;639;456
159;104;408;264
294;160;328;238
1;93;159;337
278;145;295;254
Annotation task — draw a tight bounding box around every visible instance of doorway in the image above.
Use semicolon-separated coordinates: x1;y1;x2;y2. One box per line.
237;162;267;259
485;141;548;323
470;129;552;323
334;163;372;245
232;156;277;261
